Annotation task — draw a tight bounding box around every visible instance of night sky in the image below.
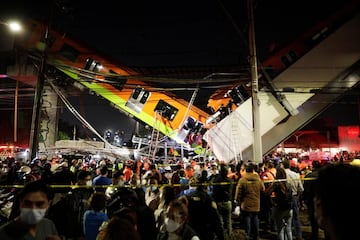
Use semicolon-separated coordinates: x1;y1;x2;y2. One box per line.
1;0;359;139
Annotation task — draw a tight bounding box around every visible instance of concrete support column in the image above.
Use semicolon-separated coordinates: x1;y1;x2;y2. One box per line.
38;85;59;156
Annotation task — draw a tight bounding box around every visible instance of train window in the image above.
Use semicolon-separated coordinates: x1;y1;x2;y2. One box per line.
193;122;203;134
288;50;298;61
139;90;150;104
229;89;244;104
60;43;79;62
132;87;142;99
281;55;291;67
229;84;250;104
126;87;150;113
238;85;250;98
183;117;196;130
154;100;178;121
84;58;102;72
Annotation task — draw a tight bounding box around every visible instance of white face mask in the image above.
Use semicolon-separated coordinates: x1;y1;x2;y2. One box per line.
86;180;92;186
164;217;181;233
118;180;125;187
20;208;47;225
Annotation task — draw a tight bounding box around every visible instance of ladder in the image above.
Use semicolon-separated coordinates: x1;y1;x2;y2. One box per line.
147;110;162;161
230;108;242;164
134;111;168;161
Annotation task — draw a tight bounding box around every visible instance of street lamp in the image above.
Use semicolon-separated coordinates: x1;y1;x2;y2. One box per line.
0;19;45;160
0;20;22;33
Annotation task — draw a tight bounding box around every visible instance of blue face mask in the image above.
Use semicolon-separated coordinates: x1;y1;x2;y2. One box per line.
20;208;46;225
150;186;158;192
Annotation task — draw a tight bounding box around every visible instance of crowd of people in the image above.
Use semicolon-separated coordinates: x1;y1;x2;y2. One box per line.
0;153;359;240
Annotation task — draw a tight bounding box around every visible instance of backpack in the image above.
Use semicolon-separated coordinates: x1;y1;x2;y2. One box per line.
48;189;90;238
272;183;293;210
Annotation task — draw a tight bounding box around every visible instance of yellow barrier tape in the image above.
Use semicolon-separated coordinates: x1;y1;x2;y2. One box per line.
0;177;317;189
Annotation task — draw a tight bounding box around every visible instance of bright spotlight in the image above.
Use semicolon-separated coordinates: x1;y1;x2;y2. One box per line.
8;21;22;32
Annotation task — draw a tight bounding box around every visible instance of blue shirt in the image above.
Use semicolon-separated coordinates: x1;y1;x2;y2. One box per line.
92;175;112;192
83;210;108;240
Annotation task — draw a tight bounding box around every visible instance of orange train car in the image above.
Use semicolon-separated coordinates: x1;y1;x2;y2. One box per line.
15;19;210;145
207;0;360;114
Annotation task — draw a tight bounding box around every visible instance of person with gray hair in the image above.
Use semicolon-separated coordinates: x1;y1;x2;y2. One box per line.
282;159;304;240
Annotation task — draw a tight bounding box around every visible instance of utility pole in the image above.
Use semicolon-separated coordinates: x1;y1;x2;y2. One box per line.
29;29;48;161
14;79;18;143
248;0;262;163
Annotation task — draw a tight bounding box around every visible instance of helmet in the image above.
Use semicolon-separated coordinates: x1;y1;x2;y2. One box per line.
17;165;31;174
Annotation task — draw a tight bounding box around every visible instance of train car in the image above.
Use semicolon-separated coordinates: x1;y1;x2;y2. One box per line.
207;0;360;116
15;19;210;145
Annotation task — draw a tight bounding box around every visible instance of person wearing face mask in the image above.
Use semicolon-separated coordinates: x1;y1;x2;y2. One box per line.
157;197;199;240
154;185;177;229
107;185;157;240
145;176;161;212
0;180;61;240
128;174;142;190
105;170;125;199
